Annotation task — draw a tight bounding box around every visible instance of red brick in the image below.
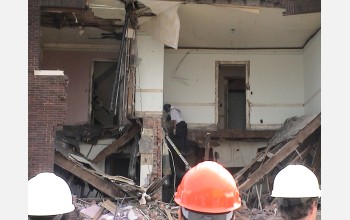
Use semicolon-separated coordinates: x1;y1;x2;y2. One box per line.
28;1;69;179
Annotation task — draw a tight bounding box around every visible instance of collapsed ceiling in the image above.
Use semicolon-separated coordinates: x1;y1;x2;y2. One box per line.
40;0;321;49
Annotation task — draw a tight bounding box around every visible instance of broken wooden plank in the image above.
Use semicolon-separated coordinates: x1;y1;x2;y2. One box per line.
55;152;123;198
100;200;117;215
234;114;319;184
238;113;320;192
92;124;141;163
80;204;102;219
268;114;317;147
66;153;138;186
99;173;135;185
234;150;266;183
310;137;321;181
288;142;316;165
92;206;105;220
69;153;104;174
127;64;136;117
164;208;174;220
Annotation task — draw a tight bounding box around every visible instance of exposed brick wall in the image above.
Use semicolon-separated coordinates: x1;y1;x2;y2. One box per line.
28;0;40;73
28;1;69;179
142;117;163;200
28;75;69;178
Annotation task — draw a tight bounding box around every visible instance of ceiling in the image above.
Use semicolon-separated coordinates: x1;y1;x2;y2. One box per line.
40;0;321;49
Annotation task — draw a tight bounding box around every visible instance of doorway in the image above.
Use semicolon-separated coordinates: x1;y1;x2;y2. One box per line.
90;60;118;126
216;61;250;129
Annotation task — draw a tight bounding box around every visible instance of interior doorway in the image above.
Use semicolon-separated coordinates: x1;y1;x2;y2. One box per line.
90;60;118;126
216;62;250;129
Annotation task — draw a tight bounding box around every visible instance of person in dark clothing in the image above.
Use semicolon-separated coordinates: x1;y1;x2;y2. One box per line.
163;104;189;155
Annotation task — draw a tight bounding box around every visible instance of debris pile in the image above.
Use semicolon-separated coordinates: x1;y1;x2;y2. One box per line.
53;114;321;220
70;198;178;220
68;197;284;220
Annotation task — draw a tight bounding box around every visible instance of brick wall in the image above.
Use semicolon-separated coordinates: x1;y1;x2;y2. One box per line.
142;117;163;200
28;75;69;178
28;0;69;179
28;1;40;72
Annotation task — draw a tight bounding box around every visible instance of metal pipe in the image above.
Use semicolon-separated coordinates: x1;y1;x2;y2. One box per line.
109;4;131;113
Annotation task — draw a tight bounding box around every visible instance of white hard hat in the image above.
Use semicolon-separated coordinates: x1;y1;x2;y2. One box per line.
271;165;321;198
28;172;75;216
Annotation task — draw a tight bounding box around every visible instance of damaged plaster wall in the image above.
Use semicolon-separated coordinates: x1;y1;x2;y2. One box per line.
134;33;165;190
41;50;118;124
79;138;116;170
303;30;321;115
135;33;164;115
164;49;305;129
138;128;154;187
213;140;268;168
138;1;182;49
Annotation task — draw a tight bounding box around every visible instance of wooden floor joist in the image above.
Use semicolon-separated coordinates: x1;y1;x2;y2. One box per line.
55;152;123;198
92;124;141;163
238;113;321;192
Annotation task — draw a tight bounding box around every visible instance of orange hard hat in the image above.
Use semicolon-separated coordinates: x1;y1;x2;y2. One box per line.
174;161;241;213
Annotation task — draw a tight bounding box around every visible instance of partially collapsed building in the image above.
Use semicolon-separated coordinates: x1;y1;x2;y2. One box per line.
28;0;321;219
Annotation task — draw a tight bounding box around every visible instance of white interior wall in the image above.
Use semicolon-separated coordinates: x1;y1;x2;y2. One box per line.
213;140;268;167
135;33;165;186
303;31;321;114
79;139;117;171
164;49;305;129
135;33;165;114
132;32;320;170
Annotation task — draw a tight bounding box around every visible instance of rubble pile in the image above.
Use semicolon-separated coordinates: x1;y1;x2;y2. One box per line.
70;198;178;220
68;197;285;220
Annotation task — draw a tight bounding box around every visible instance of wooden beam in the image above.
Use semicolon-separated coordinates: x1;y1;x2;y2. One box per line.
282;0;321;15
188;129;276;146
310;137;321;182
41;7;87;13
288;142;316;165
161;0;320;14
127;65;136;117
191;129;276;139
41;1;86;8
158;0;276;8
238;113;320;192
164;208;174;220
234;116;318;183
100;200;117;214
54;152;123;198
92;124;141;163
234;151;264;183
